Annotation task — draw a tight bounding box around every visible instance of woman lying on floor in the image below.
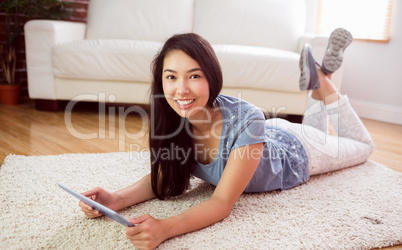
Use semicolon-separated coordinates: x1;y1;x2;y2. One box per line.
79;29;374;249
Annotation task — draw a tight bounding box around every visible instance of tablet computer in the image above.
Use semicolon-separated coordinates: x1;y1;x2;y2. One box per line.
58;183;134;227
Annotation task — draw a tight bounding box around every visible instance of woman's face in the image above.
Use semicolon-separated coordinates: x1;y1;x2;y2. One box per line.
162;50;211;120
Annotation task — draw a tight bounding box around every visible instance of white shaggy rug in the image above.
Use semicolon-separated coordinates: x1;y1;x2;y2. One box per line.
0;152;401;249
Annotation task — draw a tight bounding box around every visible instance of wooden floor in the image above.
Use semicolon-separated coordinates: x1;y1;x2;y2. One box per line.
0;98;401;249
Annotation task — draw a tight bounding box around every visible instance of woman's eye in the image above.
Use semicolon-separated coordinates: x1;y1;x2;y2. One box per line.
190;75;200;79
166;75;176;80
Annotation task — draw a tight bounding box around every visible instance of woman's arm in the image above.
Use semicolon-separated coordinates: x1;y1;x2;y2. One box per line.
113;173;156;210
126;142;264;249
79;173;156;217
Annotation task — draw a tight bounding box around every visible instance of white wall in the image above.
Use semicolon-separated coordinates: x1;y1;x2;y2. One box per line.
338;0;402;125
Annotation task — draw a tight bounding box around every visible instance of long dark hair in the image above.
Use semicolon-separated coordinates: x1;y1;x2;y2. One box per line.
149;33;223;199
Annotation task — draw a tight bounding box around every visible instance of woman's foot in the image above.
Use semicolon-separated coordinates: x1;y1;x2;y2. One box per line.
299;44;320;91
321;28;353;75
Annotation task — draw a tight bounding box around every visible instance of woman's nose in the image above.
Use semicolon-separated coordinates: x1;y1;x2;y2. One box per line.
177;78;189;95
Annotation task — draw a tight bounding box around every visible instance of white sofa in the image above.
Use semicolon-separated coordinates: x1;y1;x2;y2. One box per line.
24;0;343;115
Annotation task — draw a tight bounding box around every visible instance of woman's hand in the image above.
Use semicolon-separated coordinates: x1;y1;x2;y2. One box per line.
78;187;117;218
125;214;170;249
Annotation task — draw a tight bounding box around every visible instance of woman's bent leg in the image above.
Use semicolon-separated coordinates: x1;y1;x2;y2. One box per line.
289;30;373;175
268;97;374;176
326;96;374;149
302;92;329;134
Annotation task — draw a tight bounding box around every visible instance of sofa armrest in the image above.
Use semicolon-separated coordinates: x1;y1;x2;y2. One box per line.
24;20;86;100
298;33;328;59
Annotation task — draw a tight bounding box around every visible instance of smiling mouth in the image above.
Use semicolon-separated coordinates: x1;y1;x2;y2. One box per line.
175;99;195;106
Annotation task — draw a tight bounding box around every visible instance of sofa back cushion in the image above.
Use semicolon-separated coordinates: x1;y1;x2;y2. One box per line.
193;0;306;52
86;0;194;42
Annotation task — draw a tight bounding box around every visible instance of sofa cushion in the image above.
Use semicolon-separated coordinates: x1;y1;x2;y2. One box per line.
194;0;306;52
86;0;194;42
53;40;300;93
213;44;300;93
52;39;162;82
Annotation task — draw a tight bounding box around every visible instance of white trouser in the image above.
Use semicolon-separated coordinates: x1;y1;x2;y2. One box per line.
267;93;375;176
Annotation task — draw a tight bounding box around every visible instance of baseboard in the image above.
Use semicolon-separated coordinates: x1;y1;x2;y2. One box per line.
349;98;402;125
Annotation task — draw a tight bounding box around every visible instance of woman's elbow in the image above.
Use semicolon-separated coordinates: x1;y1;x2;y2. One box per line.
215;199;235;219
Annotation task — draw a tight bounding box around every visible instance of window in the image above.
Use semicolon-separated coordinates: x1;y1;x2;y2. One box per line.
316;0;393;42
